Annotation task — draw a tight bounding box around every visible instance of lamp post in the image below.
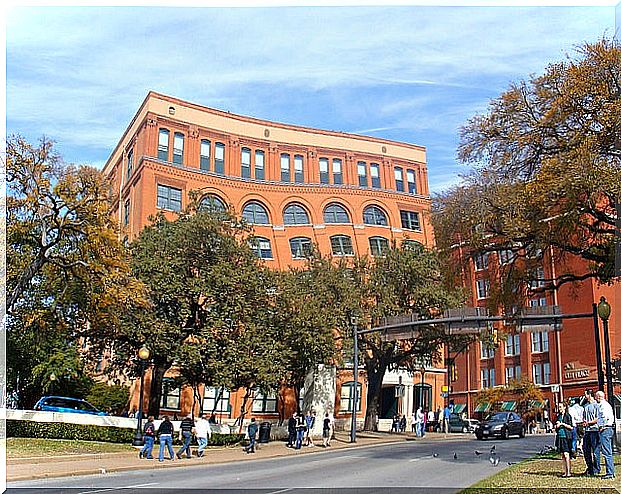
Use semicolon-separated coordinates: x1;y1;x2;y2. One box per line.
597;297;614;401
592;303;605;391
49;372;57;396
350;314;358;443
132;346;150;447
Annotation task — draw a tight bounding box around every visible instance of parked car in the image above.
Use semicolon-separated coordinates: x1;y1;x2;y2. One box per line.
475;411;525;440
34;396;107;416
448;414;479;433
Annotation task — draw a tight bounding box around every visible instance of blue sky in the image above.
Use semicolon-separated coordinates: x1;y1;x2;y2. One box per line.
6;3;618;192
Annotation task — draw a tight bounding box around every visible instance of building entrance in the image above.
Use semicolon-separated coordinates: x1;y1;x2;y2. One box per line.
380;386;398;418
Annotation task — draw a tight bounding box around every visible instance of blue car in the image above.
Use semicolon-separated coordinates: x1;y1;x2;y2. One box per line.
34;396;107;416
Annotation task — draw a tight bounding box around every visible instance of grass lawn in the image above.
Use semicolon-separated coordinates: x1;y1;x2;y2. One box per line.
7;438;136;458
462;452;621;493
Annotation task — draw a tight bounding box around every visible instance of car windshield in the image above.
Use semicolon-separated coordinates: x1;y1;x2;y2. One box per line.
486;412;509;422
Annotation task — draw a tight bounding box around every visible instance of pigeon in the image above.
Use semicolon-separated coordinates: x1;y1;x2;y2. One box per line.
489;456;500;467
475;450;483;456
508;462;517;465
432;453;439;458
490;445;496;452
453;452;458;460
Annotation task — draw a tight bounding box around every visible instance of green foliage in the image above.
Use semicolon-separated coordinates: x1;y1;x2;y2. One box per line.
7;420;135;443
31;346;94;398
86;383;130;414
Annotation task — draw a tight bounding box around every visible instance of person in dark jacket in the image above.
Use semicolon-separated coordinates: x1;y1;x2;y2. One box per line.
555;401;574;477
245;418;259;453
295;412;306;449
139;416;156;459
287;414;297;447
176;413;195;459
157;415;175;462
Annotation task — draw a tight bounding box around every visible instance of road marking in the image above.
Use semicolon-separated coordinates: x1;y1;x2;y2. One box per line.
77;482;159;494
409;455;433;462
266;488;293;494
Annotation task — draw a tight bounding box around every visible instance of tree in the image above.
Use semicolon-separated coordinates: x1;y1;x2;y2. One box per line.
433;39;620;299
6;135;145;407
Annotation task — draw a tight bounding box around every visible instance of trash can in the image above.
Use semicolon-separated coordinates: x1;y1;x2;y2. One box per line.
258;422;271;443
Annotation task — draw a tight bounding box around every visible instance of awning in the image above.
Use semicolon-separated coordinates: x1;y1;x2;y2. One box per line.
452;404;466;414
500;401;517;411
474;402;491;413
528;400;544;409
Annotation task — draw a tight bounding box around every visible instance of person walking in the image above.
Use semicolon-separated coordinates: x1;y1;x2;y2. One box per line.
555;401;574;477
399;414;407;433
582;389;601;477
305;410;316;447
176;413;195;459
391;414;400;433
157;415;175;462
194;413;212;458
443;405;451;433
416;407;425;437
411;411;417;433
568;398;584;458
595;390;616;479
286;413;297;448
421;408;427;437
139;416;156;459
427;409;435;433
322;412;333;447
245;418;258;453
295;411;306;449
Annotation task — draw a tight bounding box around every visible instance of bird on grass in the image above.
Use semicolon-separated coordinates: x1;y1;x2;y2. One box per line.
490;445;496;453
453;452;458;460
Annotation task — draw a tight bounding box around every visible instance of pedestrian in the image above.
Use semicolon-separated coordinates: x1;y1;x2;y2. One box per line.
555;401;574;477
245;418;258;453
421;408;427;437
443;405;450;433
399;414;407;433
543;409;551;433
594;390;616;479
411;411;417;433
427;409;434;433
194;412;212;458
416;407;425;437
157;415;175;462
391;414;400;433
139;416;156;459
295;411;306;449
568;397;584;458
176;413;195;459
322;412;333;447
582;389;601;477
287;413;297;448
305;410;316;447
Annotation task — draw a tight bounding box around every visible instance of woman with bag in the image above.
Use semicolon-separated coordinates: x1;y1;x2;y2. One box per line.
555;401;574;477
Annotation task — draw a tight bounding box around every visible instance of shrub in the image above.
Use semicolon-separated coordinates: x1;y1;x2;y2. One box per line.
86;383;130;415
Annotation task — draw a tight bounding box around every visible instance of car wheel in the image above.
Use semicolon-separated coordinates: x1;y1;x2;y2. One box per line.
519;426;525;438
501;427;509;440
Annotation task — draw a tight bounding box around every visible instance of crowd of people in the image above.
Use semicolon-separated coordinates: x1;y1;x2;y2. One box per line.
554;389;615;479
286;410;334;449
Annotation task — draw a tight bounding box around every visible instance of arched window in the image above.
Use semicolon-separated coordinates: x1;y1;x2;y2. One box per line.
289;237;312;259
363;206;388;226
330;235;354;256
402;239;424;251
283;203;310;225
324;203;350;224
369;236;389;256
199;194;227;213
158;129;169;161
249;237;273;259
242;201;270;224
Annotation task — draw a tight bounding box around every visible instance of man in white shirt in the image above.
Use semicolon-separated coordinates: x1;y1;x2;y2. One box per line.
595;391;615;479
568;398;584;457
194;412;212;458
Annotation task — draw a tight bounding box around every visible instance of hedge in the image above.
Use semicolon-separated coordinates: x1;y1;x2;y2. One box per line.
7;420;245;446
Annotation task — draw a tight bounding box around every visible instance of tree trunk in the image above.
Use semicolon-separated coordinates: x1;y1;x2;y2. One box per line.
236;388;253;432
363;358;388;432
148;363;167;418
7;252;47;314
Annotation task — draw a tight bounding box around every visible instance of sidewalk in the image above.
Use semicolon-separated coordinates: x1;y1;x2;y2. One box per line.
7;431;465;482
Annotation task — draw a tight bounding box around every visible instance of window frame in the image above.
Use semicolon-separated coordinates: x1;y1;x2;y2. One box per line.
363;206;388;226
255;150;265;180
332;159;343;185
172;132;184;165
214;142;225;174
202;386;231;415
319;157;330;184
394;167;404;192
400;210;421;231
199;194;227;213
330;235;354;256
369;236;389;257
476;279;490;300
200;139;211;171
283;203;310;225
289;237;313;259
126;148;134;179
249;236;273;259
406;169;417;194
251;389;278;414
156;184;182;212
324;203;351;224
294;154;304;183
357;161;368;187
160;378;181;410
370;163;381;188
158;129;169;161
241;147;251;178
242;201;270;225
280;153;291;182
340;381;362;413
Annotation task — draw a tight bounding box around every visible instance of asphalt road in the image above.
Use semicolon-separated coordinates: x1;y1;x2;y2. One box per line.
7;434;553;494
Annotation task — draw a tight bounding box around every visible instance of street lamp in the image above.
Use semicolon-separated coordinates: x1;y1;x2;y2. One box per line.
350;314;359;443
49;372;57;395
597;297;614;406
132;346;150;447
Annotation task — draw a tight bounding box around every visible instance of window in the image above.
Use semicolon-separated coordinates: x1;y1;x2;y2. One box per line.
289;237;313;259
200;139;211;171
394;167;404;192
241;147;251;178
199;194;226;213
123;200;130;225
531;331;549;353
215;142;225;174
357;161;368;187
402;239;424;251
369;236;389;256
160;378;180;410
530;298;547;307
173;132;184;165
532;362;551;385
126;148;133;179
157;184;182;211
249;237;273;259
481;342;495;359
324;203;350;223
370;163;381;188
400;210;421;231
280;153;291;182
283;203;310;225
294;155;304;183
363;206;388;226
332;159;343;185
529;266;546;289
330;235;354;256
252;390;278;413
481;368;496;388
158;129;169;161
498;249;515;265
506;365;521;382
340;382;361;412
406;169;417;194
242;202;270;224
474;253;489;271
203;386;231;415
319;158;330;184
476;279;490;300
505;334;521;356
255;150;265;180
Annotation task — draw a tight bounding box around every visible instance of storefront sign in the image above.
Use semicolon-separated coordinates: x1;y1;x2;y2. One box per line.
563;361;592;381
